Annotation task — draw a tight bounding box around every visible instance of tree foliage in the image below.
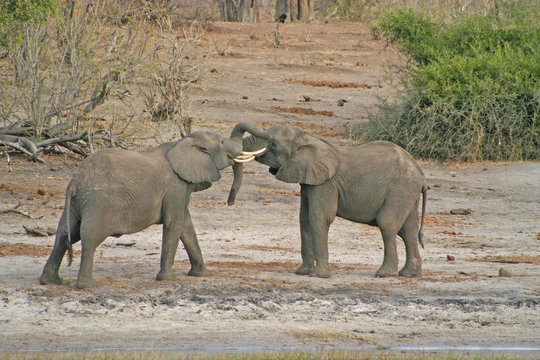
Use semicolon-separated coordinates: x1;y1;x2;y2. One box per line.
353;1;539;161
0;0;58;49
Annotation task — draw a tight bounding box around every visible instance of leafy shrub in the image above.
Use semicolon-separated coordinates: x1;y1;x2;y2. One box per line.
355;2;539;161
0;0;58;49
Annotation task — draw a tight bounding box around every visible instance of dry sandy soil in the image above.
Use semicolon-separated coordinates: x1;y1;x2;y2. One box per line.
1;22;539;357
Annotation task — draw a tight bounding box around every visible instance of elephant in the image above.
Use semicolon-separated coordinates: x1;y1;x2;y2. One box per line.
39;124;267;289
228;122;427;278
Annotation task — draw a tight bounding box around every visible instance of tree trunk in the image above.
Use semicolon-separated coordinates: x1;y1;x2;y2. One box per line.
275;0;314;22
218;0;259;23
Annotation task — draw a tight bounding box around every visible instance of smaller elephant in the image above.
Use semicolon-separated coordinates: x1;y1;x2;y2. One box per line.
39;124;266;288
228;122;427;278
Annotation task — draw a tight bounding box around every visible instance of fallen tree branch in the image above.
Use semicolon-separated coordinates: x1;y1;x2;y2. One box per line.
0;139;45;163
35;131;88;148
0;203;33;218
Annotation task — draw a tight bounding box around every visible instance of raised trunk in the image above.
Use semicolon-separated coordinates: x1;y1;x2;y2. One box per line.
227;133;267;205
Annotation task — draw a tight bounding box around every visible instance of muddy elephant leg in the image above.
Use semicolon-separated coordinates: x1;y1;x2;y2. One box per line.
375;205;403;277
303;184;337;278
40;213;80;285
295;190;315;275
181;209;209;277
398;204;422;277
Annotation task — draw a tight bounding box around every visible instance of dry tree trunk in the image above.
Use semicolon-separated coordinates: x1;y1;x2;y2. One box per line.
275;0;314;22
218;0;259;22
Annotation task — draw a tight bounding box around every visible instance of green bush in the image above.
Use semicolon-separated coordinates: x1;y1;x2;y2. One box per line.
0;0;59;49
356;2;539;161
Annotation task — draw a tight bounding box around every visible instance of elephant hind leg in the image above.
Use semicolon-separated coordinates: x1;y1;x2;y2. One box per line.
398;205;422;278
40;212;81;285
76;224;107;289
374;202;406;278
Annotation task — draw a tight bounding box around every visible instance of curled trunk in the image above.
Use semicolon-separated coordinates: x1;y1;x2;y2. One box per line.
228;123;268;205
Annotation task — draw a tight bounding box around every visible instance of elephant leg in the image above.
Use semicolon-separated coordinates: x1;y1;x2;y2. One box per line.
181;209;209;277
156;221;182;281
295;190;315;275
303;184;337;278
398;204;422;277
156;207;209;280
375;204;403;277
76;235;104;289
40;212;80;285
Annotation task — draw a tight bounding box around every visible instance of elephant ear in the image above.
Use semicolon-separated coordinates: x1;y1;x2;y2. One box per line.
276;134;339;185
166;137;221;189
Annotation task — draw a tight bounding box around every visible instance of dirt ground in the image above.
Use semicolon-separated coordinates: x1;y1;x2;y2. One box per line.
1;22;539;357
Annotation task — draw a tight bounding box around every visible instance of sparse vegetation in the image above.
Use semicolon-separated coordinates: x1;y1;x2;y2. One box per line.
350;0;539;161
0;0;203;162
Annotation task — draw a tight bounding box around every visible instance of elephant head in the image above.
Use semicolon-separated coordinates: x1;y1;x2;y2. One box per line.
228;122;339;205
167;126;266;192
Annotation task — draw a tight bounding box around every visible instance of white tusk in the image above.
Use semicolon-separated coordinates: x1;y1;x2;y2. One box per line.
241;147;266;157
234;154;255;160
233;156;255;163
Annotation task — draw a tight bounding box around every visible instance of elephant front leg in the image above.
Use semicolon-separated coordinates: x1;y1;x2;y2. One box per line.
181;210;210;277
295;192;315;275
157;208;209;281
156;223;181;281
302;184;337;278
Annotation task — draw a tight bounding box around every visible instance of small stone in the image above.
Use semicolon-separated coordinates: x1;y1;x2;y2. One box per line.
447;255;455;261
499;268;512;277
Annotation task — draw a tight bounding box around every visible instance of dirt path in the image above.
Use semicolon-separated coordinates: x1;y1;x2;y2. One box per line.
0;22;539;356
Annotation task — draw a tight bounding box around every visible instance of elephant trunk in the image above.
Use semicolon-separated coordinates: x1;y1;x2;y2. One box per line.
228;123;268;206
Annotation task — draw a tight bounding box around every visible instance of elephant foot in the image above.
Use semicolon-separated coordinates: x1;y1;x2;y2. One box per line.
375;265;398;278
187;266;210;277
399;266;422;278
39;273;63;285
310;265;332;278
295;263;314;276
156;270;179;281
76;277;97;289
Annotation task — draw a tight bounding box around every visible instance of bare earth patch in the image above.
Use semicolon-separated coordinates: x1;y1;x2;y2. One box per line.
0;22;539;357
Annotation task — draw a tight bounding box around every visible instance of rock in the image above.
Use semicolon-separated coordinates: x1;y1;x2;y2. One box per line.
499;268;513;277
447;255;455;261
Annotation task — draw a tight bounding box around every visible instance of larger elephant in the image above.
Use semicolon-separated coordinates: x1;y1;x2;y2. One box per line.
39;124;266;289
228;122;427;278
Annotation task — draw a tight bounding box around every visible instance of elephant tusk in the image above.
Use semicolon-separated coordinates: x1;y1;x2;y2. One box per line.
241;147;266;157
234;154;256;160
233;156;255;163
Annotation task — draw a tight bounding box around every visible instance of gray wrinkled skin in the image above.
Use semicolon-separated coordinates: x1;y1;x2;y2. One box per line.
40;130;251;289
229;123;427;279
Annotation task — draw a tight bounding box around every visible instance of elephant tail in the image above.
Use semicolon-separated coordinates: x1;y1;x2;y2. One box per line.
418;184;428;249
65;185;74;266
